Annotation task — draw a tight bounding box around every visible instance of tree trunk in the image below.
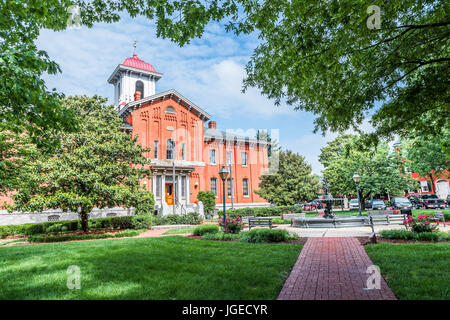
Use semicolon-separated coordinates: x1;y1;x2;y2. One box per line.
428;173;435;194
80;209;89;233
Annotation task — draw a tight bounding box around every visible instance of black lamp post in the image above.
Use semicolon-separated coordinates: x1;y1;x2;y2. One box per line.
219;165;229;227
353;172;362;216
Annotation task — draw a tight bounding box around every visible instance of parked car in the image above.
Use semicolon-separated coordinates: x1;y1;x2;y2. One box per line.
390;197;413;210
349;199;360;210
408;196;422;209
420;194;446;209
447;195;450;208
365;199;386;210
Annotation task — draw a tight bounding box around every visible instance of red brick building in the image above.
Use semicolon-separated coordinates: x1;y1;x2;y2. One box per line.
109;50;270;215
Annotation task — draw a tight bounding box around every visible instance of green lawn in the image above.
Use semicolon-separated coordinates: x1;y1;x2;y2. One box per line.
365;243;450;300
0;236;302;300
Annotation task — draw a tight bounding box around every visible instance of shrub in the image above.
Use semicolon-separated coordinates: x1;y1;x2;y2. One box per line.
272;218;291;224
45;223;63;234
197;191;216;217
220;205;302;218
28;229;145;242
380;229;447;241
131;214;155;229
239;228;296;243
155;212;202;226
202;231;240;241
0;215;142;238
404;215;439;233
193;224;219;236
218;216;243;234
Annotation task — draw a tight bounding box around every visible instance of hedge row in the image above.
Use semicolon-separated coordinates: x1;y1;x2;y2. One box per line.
201;228;299;243
28;229;145;243
218;205;302;218
154;212;202;226
379;229;450;241
0;215;154;239
0;212;204;239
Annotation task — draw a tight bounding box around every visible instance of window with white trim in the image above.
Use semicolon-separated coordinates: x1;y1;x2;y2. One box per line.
210;149;216;165
241;152;248;166
243;178;249;196
210;178;218;196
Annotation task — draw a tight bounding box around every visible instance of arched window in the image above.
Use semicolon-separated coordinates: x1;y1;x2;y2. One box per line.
165;106;176;114
135;80;144;97
166;139;175;160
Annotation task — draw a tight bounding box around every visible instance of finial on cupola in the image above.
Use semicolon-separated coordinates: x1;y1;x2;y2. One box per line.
133;40;137;57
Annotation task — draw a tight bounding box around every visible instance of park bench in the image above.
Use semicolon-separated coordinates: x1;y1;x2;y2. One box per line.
248;217;273;230
430;211;446;228
282;213;305;226
293;216;369;229
367;210;408;227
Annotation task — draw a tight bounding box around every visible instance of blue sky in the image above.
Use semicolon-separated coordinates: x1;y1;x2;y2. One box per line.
37;14;350;174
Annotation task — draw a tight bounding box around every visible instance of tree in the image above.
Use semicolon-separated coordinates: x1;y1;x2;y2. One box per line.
196;191;216;217
4;1;447;147
401;133;449;193
322;136;413;208
319;134;354;169
255;150;320;205
13;95;154;232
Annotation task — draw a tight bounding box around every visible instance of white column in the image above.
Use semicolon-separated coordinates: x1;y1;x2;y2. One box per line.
186;174;191;205
162;174;166;204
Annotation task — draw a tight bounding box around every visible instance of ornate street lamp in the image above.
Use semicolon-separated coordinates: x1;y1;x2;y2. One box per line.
219;165;229;227
352;172;362;216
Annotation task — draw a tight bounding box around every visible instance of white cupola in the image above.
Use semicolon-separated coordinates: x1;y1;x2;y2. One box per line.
107;43;163;108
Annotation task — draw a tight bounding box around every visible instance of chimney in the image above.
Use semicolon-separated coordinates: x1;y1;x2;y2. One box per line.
134;91;141;101
208;121;216;129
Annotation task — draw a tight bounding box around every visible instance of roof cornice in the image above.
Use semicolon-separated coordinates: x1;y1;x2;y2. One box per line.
118;89;212;121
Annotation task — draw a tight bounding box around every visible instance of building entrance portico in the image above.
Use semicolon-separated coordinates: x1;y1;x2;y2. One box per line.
165;183;174;205
151;160;198;215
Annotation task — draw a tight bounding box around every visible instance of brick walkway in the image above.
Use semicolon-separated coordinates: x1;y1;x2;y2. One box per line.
278;237;397;300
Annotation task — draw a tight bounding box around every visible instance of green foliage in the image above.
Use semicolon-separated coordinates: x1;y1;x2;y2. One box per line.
271;218;291;225
201;231;241;241
379;229;448;242
255;150;320;205
131;214;156;230
0;215;148;239
13;96;154;231
321;135;413;205
239;229;297;243
235;1;449;142
196;191;216;216
193;224;219;236
28;229;144;243
220;205;301;218
155;212;202;226
400;134;449;190
218;216;243;234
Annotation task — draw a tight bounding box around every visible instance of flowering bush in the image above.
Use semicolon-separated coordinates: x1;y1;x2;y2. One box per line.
218;216;243;234
403;215;439;233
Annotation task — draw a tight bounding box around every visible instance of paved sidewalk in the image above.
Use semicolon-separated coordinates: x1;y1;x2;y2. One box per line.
278;237;397;300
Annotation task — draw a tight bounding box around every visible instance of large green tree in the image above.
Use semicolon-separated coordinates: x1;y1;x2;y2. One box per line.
255;150;320;205
321;135;413;207
4;1;448;145
13;95;154;232
401;132;449;193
